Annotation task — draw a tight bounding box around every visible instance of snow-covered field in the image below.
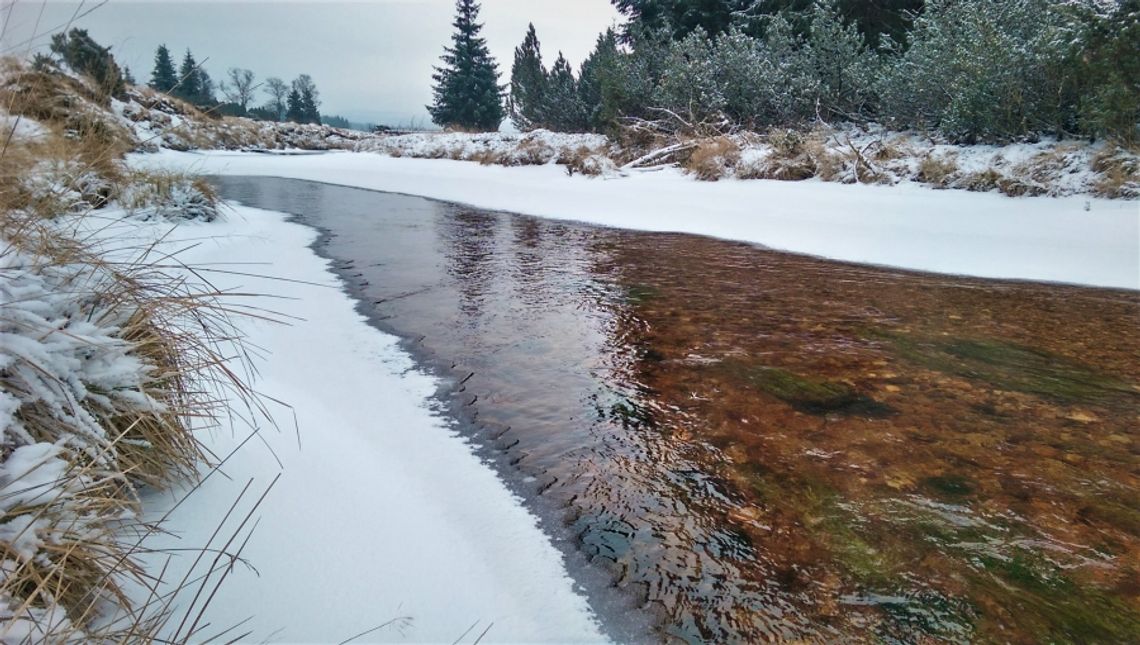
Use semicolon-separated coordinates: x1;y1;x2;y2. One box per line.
134;149;1139;291
108;205;604;642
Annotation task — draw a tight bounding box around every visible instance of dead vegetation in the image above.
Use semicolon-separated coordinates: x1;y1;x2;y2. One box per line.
1091;145;1140;198
1;56;260;641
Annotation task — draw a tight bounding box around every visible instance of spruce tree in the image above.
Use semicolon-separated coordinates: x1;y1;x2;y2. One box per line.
428;0;504;131
176;49;202;102
286;88;304;122
509;23;548;131
197;67;217;105
150;45;177;93
544;52;587;131
578;28;620;131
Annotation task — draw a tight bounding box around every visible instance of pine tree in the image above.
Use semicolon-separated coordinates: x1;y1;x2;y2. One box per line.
150;45;177;93
197;67;217;105
578;28;619;131
48;28;125;97
290;75;321;124
509;23;548;131
123;66;136;86
286;87;304;122
544;52;587;131
176;49;202;103
428;0;504;131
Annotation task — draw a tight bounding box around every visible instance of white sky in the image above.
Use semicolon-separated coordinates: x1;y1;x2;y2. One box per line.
0;0;623;126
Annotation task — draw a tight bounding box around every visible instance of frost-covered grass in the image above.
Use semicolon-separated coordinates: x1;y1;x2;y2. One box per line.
0;56;258;642
0;208;262;641
349;126;1139;198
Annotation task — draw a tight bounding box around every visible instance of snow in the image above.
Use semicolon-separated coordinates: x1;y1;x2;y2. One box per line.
95;205;606;643
0;112;48;143
132;149;1139;291
0;444;69;513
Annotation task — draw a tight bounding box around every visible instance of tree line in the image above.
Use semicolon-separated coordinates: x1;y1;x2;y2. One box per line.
149;44;323;124
429;0;1138;144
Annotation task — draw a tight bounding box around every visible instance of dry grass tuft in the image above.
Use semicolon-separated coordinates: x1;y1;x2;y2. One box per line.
957;168;1004;192
683;137;740;181
917;153;960;188
1091;145;1140;198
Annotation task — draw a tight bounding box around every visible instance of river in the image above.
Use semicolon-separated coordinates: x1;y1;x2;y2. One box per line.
212;176;1140;643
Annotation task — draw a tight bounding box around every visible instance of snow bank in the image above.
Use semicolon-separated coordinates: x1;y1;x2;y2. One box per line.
109;205;605;643
133;149;1139;291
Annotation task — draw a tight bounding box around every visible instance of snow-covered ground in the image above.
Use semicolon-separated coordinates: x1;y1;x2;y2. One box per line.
134;149;1139;291
108;205;604;642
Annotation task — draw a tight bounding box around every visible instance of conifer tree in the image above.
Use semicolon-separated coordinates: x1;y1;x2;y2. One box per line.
150;44;177;93
544;52;587;131
286;87;304;122
197;67;217;105
578;28;620;131
509;23;548;131
48;28;125;97
123;66;136;86
176;49;202;102
428;0;504;130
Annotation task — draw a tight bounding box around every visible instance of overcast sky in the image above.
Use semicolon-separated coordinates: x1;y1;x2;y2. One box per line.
1;0;623;126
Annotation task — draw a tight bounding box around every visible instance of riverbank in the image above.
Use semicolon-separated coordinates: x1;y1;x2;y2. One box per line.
132;149;1139;290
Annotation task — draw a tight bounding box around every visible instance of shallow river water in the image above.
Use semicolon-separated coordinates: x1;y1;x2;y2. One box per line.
212;176;1140;643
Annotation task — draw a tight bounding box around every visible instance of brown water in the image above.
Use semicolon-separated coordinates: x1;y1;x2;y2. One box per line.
213;177;1140;644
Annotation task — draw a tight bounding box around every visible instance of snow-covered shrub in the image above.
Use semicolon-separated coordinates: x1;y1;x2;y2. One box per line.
878;0;1080;143
119;170;221;222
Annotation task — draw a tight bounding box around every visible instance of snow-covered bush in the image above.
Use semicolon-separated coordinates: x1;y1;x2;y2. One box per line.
878;0;1080;143
119;170;221;222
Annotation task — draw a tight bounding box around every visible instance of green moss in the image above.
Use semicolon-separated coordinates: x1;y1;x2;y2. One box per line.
921;474;976;500
739;366;894;416
625;283;660;304
882;334;1135;405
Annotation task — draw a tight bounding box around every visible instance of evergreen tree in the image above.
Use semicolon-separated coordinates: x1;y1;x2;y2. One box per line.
49;28;124;97
150;44;177;93
578;28;620;131
123;66;136;86
611;0;923;47
428;0;504;131
292;74;321;124
543;52;588;131
176;49;202;102
509;23;548;131
286;87;304;122
197;67;217;105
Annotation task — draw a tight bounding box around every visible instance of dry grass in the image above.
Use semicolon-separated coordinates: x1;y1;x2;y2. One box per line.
558;145;613;177
1091;145;1140;198
1;56;263;642
683;137;740;181
957;169;1004;192
917;153;960;188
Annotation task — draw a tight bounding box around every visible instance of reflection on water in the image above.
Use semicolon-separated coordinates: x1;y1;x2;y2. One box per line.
213;177;1140;643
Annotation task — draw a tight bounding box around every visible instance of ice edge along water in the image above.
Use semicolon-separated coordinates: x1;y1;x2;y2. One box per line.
126;204;606;643
132;149;1140;291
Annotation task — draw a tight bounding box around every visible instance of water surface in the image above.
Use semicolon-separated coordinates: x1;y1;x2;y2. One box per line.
213;176;1140;643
